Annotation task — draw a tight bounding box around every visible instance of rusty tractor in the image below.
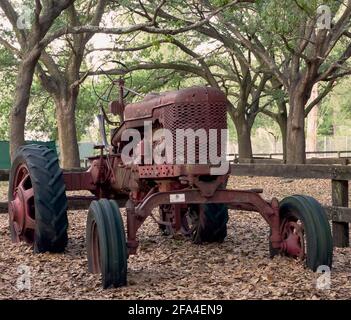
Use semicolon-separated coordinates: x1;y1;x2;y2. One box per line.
8;65;333;288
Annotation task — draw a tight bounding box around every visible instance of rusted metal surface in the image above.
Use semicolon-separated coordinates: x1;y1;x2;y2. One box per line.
111;87;228;159
8;163;35;244
280;218;305;258
126;188;282;253
109;100;124;117
134;189;274;218
138;164;176;178
136;164;229;178
123;86;227;121
63;171;95;191
164;102;227;164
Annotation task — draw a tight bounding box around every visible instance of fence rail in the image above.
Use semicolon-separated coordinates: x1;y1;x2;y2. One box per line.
228;150;351;160
0;164;349;247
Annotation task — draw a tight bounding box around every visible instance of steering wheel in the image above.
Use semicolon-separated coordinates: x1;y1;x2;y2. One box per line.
92;60;133;103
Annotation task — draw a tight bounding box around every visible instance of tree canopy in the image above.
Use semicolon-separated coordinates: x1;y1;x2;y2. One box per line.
0;0;351;165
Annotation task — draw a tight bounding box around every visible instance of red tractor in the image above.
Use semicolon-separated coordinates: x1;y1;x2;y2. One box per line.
8;67;333;288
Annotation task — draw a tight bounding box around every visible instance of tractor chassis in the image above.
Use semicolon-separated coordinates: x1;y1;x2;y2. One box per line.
62;160;283;256
125;188;281;255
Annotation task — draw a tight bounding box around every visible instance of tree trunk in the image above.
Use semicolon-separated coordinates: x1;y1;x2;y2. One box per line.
277;116;287;162
235;119;253;159
306;84;319;152
10;53;41;160
286;93;307;164
55;95;80;168
272;100;288;162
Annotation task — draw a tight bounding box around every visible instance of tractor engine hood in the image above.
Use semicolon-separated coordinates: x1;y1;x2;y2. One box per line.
123;86;227;121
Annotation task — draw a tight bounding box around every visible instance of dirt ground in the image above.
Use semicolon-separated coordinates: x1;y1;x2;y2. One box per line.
0;176;350;300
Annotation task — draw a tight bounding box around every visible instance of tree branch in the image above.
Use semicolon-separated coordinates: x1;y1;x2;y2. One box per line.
40;23;154;48
0;0;27;47
0;35;22;57
86;39;170;53
304;81;335;116
41;0;246;47
317;42;351;81
152;0;167;24
86;62;207;79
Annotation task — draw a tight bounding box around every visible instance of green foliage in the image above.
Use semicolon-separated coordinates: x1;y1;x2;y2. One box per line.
247;0;339;53
318;103;334;136
0;74;14;140
0;48;17;69
0;48;17;140
210;0;230;6
252;112;280;137
318;76;351;136
1;0;350;149
76;84;102;140
227;114;237;143
269;88;288;104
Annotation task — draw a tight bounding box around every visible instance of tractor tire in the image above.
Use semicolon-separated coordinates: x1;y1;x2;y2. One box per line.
191;203;229;244
86;199;128;288
8;144;68;253
269;195;333;271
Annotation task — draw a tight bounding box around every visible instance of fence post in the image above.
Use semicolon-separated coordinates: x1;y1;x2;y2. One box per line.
332;179;349;247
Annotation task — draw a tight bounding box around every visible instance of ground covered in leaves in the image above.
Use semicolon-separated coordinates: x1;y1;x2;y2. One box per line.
0;177;350;300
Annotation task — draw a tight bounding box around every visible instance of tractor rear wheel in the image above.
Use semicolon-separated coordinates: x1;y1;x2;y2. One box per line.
8;144;68;253
269;195;333;271
190;204;229;244
86;199;128;288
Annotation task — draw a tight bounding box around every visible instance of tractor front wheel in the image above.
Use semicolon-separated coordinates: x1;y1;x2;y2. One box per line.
270;195;333;271
86;199;128;288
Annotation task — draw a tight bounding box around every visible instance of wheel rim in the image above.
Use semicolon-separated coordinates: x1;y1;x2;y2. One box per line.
9;163;35;244
89;220;101;273
280;212;305;260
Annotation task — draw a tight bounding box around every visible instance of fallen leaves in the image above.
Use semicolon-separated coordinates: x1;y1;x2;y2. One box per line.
0;177;350;299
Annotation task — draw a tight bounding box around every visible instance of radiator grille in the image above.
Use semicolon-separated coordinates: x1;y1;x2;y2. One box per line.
163;102;227;164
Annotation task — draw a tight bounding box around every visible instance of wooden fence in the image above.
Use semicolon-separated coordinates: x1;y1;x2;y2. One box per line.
228;150;351;164
1;164;350;247
230;150;351;159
